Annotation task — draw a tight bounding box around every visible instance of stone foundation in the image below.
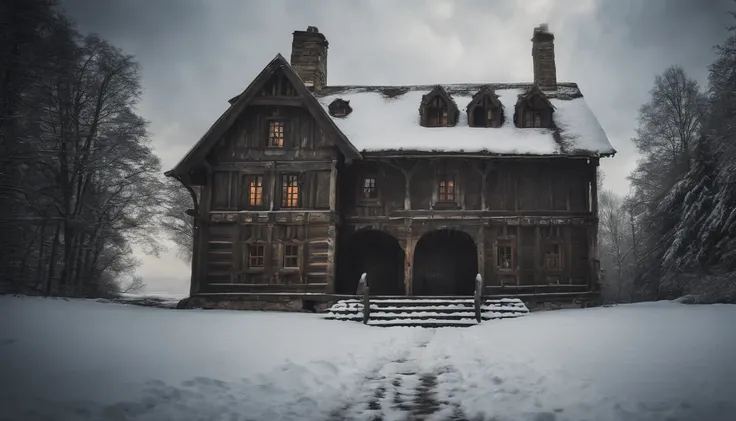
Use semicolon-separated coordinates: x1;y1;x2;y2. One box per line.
177;295;338;312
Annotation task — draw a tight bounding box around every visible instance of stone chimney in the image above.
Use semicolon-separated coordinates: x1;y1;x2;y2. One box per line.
531;23;557;91
290;26;328;91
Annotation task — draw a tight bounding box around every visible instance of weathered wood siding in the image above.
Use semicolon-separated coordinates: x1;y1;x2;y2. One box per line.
340;159;592;216
195;96;341;295
337;157;599;295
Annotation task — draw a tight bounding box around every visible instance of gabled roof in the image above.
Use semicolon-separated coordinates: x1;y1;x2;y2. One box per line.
466;85;502;111
315;83;615;157
166;54;360;178
515;85;555;111
419;85;460;126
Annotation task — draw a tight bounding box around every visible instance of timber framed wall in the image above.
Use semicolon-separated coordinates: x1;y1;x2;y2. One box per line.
335;156;601;297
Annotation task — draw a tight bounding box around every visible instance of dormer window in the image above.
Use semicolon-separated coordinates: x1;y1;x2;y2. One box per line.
328;98;352;117
420;85;458;127
467;86;504;128
523;111;543;128
514;85;555;129
426;97;448;127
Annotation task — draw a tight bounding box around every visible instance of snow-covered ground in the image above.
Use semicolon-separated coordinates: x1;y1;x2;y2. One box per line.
1;296;735;421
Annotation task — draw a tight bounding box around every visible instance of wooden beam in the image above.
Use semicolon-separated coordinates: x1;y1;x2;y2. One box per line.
515;228;522;286
249;96;304;107
266;224;274;283
591;162;599;216
269;163;276;211
477;224;485;282
326;224;336;294
534;225;541;284
329;160;337;212
564;225;572;284
404;229;415;296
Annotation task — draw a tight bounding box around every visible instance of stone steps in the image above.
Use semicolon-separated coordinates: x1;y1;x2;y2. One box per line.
324;297;529;327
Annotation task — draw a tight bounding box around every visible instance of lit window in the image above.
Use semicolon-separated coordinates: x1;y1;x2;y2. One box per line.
362;177;377;200
284;245;299;268
438;176;455;202
281;174;299;207
248;175;263;207
248;244;264;268
268;120;284;147
497;242;514;269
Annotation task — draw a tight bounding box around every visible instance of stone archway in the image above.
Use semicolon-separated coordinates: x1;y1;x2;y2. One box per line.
412;229;477;296
336;230;405;295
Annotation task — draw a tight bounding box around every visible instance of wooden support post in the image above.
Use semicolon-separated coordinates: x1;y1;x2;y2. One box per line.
329;160;337;212
587;224;597;291
194;172;214;295
474;274;483;323
326;224;336;294
564;225;572;284
269;162;276;211
534;225;541;284
404;230;414;296
360;273;370;324
489;227;497;286
591;159;599;216
401;161;417;211
190;218;202;296
515;226;522;286
266;223;274;283
476;225;485;287
481;172;488;211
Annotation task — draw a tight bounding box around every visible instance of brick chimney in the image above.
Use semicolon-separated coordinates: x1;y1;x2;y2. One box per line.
290;26;328;92
531;23;557;91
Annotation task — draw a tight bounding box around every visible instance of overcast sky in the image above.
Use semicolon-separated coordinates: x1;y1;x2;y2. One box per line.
58;0;734;295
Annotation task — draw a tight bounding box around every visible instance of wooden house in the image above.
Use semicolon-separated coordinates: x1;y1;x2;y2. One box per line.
166;25;616;310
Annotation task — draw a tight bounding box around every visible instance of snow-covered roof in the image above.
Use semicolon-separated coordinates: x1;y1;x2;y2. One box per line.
315;83;615;157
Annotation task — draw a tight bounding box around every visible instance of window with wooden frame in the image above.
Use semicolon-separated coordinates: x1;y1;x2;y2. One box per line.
469;95;502;127
523;110;543;128
247;244;265;268
497;241;515;270
281;174;300;208
546;242;562;269
246;174;264;207
426;96;449;127
268;120;284;147
362;176;378;201
283;244;299;268
438;175;456;202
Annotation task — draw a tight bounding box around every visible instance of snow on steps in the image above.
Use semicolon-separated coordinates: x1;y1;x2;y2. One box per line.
324;298;529;327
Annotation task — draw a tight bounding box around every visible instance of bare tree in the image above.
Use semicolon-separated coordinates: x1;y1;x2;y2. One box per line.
598;191;634;302
160;177;197;262
0;3;164;298
627;66;706;300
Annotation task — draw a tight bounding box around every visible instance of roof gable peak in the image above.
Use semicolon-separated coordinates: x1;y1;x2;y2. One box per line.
516;85;555;110
167;53;360;179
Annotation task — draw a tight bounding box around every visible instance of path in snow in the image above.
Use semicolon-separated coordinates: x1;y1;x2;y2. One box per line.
2;296;736;421
328;330;467;420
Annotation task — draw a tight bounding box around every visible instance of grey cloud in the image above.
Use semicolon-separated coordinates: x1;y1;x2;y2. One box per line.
57;0;734;290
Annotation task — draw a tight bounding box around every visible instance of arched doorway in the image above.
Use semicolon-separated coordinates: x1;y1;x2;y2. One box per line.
412;229;477;296
336;230;405;295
